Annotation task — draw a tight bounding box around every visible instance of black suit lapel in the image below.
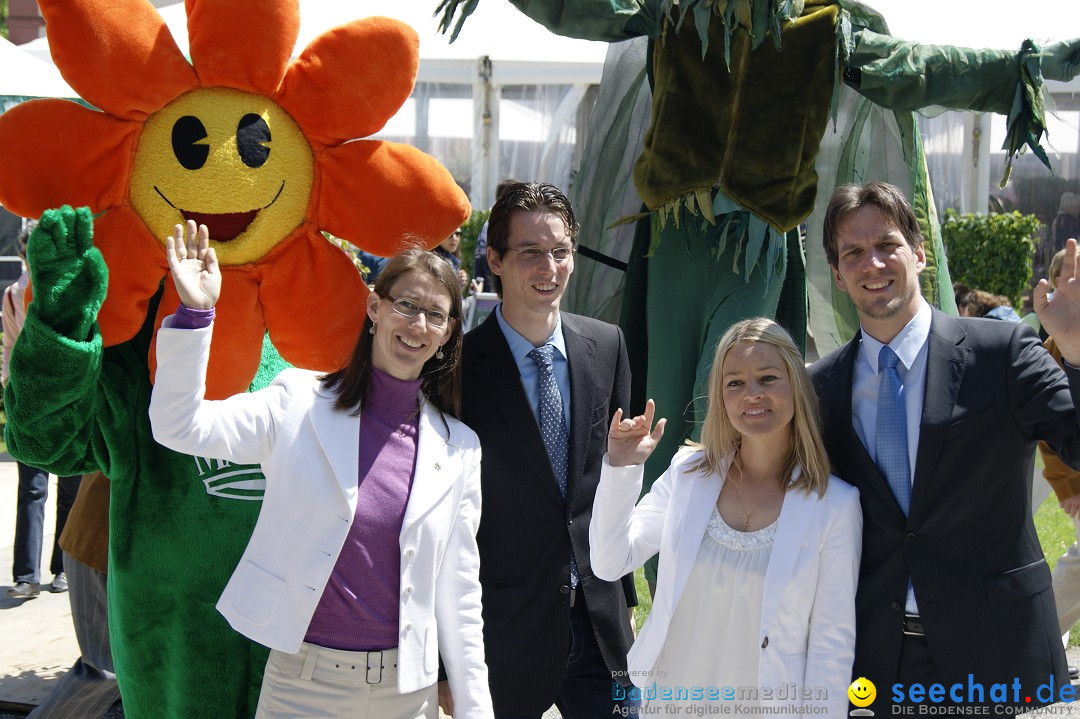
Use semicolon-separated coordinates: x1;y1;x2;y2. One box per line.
470;313;566;506
911;311;967;514
563;316;596;510
830;334;908;518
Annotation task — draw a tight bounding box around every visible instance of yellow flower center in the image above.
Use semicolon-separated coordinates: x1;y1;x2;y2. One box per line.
130;87;314;265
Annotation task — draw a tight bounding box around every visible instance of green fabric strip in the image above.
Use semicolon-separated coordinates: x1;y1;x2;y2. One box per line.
636;1;839;233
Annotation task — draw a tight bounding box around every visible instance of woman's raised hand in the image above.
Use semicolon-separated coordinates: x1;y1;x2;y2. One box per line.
607;399;666;467
165;221;220;310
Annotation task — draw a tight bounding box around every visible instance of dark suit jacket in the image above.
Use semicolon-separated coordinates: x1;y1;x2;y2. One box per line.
810;309;1078;710
462;310;637;714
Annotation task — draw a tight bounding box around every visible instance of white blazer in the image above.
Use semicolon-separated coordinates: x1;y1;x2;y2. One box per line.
149;322;493;719
590;449;861;717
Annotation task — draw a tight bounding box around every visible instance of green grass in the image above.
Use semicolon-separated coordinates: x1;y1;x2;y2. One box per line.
633;568;652;630
1035;489;1080;646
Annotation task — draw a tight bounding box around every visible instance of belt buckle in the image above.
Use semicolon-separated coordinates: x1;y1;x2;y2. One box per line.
903;614;924;636
366;650;383;684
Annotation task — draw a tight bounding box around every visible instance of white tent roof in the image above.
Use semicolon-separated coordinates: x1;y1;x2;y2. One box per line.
861;0;1080;49
21;1;607;86
0;36;75;99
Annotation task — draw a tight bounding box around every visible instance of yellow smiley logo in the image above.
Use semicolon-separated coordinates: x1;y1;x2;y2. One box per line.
848;677;876;708
130;86;314;266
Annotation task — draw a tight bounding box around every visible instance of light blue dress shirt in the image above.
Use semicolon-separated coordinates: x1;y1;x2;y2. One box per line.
495;304;571;430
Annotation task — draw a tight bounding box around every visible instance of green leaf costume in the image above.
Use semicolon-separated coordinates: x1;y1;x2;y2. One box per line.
6;206;285;717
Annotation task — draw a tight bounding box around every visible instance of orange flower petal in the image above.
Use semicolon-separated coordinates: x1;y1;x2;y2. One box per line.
93;208;170;347
259;228;367;373
0;100;137;219
276;17;418;146
38;0;198;119
149;270;267;400
314;140;471;255
185;0;299;95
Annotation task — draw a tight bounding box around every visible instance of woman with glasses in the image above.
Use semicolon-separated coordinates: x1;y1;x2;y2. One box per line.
149;222;493;719
590;318;860;716
433;227;470;291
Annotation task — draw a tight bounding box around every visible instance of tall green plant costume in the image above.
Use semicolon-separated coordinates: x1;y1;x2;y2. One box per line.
437;0;1080;581
0;2;469;717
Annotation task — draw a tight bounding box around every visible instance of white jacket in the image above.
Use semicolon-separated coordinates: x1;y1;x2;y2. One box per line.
149;322;493;719
590;449;861;717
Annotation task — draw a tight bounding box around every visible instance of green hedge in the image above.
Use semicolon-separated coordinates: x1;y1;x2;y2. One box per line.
941;210;1041;309
458;210;490;278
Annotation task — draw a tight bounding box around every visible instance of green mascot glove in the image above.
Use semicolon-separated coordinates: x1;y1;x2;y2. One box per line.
27;205;108;340
1042;39;1080;82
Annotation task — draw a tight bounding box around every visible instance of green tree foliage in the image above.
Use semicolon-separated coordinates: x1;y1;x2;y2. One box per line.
0;0;9;39
941;210;1041;309
458;209;490;275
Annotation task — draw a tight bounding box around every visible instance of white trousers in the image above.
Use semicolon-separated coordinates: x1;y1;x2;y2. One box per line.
255;644;437;719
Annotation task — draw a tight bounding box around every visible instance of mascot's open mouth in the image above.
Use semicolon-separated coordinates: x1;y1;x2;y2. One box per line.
155;181;286;242
180;209;257;241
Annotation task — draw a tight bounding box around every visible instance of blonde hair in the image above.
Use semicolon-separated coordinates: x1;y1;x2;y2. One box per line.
1049;246;1080;290
687;318;831;496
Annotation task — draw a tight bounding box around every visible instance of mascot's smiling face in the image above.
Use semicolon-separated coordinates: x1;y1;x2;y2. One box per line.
130;87;314;265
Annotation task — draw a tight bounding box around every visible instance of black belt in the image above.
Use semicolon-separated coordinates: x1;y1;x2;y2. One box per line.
903;614;925;636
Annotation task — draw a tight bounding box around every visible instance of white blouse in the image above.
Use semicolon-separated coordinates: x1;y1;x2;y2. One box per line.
650;507;776;712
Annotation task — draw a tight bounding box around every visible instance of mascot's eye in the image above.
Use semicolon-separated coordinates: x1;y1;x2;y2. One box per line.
237;114;271;168
171;116;210;170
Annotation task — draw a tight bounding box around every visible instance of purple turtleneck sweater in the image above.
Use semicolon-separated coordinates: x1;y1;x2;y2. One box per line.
303;368;422;650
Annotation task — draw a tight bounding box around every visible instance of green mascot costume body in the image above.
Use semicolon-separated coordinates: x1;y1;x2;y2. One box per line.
0;2;470;717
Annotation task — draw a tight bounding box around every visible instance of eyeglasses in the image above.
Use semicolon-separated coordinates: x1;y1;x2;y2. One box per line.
505;246;574;264
380;293;452;328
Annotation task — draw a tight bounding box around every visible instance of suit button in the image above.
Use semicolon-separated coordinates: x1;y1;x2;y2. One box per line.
559;584;570;595
891;602;902;612
905;532;917;543
761;636;768;649
568;518;573;525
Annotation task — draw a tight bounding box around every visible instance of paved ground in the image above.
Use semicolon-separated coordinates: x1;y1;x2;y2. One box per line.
0;460;88;714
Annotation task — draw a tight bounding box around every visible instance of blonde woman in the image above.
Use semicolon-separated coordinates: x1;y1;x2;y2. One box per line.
590;318;861;716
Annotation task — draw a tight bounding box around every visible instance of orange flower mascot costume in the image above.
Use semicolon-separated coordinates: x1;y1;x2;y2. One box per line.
0;1;468;717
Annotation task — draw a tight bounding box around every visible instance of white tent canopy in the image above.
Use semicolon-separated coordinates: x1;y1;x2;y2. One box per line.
20;1;608;206
21;1;608;86
0;36;75;102
14;1;1080;209
861;0;1080;50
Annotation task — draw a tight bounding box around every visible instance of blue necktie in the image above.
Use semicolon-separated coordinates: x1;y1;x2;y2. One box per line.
529;344;577;587
529;345;568;496
876;346;911;514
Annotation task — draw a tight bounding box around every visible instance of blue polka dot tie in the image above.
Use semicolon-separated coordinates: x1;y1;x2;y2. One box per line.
529;344;577;588
876;346;911;515
529;345;568;497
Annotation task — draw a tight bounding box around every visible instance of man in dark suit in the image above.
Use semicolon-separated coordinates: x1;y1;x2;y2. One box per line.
810;181;1080;713
458;182;637;717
